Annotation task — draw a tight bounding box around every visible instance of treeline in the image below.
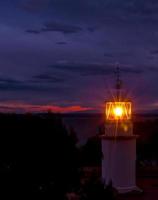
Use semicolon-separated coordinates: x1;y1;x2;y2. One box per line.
134;119;158;161
0;113;79;199
0;113;114;200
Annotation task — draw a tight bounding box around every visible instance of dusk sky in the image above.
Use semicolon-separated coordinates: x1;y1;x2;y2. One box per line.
1;0;158;112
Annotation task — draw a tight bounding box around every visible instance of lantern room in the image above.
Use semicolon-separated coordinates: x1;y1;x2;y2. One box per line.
105;101;132;121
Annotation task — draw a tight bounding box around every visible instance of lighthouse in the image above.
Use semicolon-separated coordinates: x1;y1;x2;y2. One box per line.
101;67;140;193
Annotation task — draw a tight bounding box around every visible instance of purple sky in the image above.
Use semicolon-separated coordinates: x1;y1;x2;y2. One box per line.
0;0;158;112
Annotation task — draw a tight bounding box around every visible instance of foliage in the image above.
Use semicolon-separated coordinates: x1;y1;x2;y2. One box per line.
80;136;102;166
79;176;117;200
0;113;79;199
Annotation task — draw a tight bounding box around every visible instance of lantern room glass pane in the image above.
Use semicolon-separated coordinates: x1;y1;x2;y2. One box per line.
106;102;132;120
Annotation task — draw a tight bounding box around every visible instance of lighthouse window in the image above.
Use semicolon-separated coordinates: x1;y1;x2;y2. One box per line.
106;102;131;120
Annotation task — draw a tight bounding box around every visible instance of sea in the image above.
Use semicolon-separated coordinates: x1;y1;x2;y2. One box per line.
63;113;158;145
63;113;104;144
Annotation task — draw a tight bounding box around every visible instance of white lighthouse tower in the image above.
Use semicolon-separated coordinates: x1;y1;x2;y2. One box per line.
101;67;140;193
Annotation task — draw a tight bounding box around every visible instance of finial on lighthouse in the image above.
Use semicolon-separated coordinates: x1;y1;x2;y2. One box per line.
115;63;122;100
115;64;122;90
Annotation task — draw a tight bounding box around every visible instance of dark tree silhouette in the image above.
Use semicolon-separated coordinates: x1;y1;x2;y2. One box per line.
0;113;79;199
134;119;158;161
80;136;102;166
79;175;117;200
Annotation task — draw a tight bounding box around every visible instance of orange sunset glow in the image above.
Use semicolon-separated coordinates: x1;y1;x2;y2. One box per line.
0;102;92;113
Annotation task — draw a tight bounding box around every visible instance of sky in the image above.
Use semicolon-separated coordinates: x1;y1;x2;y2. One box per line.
0;0;158;113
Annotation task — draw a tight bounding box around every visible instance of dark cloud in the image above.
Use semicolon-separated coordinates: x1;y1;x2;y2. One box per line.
20;0;158;24
56;42;67;45
32;74;64;83
0;83;32;91
150;49;158;55
26;29;41;34
104;53;114;58
145;66;158;72
125;0;158;16
25;21;82;35
87;27;97;32
41;21;82;34
21;0;50;12
0;82;42;91
0;76;64;92
50;0;158;23
121;67;142;74
0;78;20;84
50;62;143;76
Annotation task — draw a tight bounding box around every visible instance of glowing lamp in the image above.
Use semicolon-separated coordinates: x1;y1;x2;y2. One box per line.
114;106;123;117
106;101;131;120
